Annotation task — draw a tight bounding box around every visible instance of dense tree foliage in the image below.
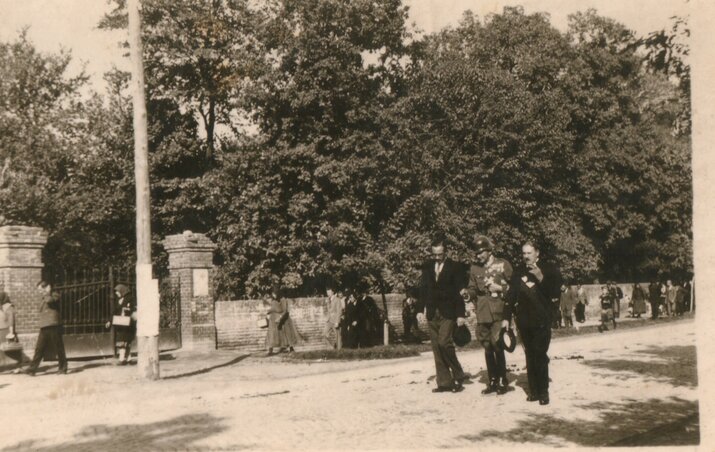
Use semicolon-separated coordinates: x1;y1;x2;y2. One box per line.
0;3;693;297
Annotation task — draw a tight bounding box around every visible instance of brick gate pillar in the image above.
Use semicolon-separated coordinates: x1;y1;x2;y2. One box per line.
0;226;48;337
163;231;216;350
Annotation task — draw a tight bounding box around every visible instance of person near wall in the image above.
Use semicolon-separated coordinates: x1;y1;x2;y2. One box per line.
324;281;345;349
649;281;662;319
342;291;364;348
416;237;467;393
503;241;562;405
357;287;382;347
264;281;300;355
665;280;677;317
674;281;685;316
559;283;577;328
463;235;513;395
682;280;692;313
401;286;422;344
575;284;588;323
104;284;137;365
631;283;647;318
607;281;623;319
0;291;16;343
23;281;68;376
598;286;617;332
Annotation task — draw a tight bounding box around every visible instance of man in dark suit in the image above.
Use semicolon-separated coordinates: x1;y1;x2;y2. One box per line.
416;238;467;393
503;242;562;405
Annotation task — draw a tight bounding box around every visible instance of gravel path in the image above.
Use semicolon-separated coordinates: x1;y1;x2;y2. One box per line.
0;319;698;450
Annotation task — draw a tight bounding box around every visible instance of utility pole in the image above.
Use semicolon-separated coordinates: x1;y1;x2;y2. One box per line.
128;0;160;379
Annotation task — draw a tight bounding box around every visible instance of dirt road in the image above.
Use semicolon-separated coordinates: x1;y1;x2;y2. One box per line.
1;319;698;450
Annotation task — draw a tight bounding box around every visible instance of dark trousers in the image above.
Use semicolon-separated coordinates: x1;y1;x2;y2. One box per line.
28;325;67;372
403;316;419;342
428;312;464;388
520;325;551;398
650;301;659;319
484;348;507;381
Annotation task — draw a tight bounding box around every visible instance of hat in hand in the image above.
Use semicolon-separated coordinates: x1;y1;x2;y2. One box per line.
499;327;517;353
453;324;472;347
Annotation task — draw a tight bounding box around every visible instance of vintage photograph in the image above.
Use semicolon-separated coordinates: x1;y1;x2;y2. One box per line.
0;0;703;450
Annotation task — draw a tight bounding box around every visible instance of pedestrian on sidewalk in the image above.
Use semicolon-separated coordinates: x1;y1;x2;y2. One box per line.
264;280;300;355
401;286;422;344
559;282;577;328
463;235;513;395
0;291;16;343
416;237;467;393
503;241;562;406
648;281;660;319
631;283;647;318
598;286;617;332
323;280;345;349
575;284;588;323
24;281;67;376
105;284;136;365
665;280;677;317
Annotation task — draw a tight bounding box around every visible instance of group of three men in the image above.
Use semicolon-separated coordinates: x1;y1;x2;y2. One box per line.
415;236;561;406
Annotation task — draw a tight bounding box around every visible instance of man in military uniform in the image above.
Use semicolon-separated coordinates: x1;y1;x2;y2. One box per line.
462;235;513;395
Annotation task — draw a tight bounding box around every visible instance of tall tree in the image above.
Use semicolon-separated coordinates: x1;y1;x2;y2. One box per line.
101;0;267;159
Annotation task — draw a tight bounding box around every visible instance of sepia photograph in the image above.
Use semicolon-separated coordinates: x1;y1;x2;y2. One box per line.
0;0;709;450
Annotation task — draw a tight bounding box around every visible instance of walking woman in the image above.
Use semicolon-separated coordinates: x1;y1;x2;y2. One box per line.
105;284;136;365
264;281;300;355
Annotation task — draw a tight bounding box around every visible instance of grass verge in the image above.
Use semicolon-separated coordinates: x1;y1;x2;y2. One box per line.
282;312;694;361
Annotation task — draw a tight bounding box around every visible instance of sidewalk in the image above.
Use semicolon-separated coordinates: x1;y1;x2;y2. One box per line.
0;317;698;450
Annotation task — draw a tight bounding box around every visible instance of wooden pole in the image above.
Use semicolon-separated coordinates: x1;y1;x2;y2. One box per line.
128;0;160;379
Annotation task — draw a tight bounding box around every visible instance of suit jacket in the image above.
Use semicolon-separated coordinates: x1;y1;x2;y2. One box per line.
417;258;467;321
39;291;62;328
504;260;562;328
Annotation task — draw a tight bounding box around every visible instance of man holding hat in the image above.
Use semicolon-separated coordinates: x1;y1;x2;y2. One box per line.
503;241;562;405
462;235;513;395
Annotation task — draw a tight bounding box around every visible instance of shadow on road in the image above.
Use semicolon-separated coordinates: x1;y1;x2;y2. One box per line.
583;345;697;387
3;413;242;451
162;354;250;380
459;397;699;447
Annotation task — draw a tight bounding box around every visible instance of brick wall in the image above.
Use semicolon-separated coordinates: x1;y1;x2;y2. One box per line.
215;294;407;352
0;226;47;345
215;283;652;352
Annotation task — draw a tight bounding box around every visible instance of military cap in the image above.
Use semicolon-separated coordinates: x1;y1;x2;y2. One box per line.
474;235;493;253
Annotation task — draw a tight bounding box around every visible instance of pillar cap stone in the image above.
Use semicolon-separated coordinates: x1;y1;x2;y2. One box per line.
0;226;48;246
163;230;216;252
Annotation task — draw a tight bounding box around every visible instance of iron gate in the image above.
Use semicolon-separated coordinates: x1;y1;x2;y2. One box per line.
49;267;181;358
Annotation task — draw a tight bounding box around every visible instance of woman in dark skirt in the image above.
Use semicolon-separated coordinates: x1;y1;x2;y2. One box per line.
631;283;647;318
105;284;136;365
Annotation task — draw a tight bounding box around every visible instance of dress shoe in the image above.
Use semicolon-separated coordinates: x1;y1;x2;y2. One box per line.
496;379;511;395
526;395;539;402
481;378;498;394
22;368;36;377
57;369;68;375
451;381;464;393
539;394;550;405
